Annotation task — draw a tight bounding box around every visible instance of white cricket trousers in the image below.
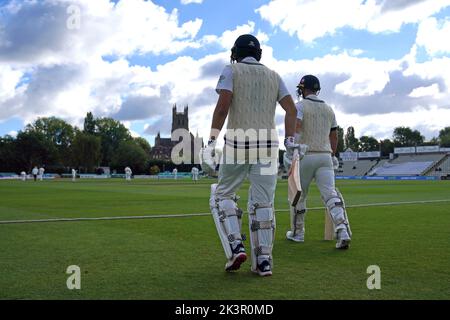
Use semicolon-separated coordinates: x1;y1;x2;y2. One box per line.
215;163;277;204
290;153;337;231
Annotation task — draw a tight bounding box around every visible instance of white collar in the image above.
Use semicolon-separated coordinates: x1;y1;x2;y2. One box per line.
241;57;259;63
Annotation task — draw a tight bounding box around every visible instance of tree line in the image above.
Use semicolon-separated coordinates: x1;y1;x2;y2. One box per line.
337;126;450;156
0;113;152;174
1;113;450;173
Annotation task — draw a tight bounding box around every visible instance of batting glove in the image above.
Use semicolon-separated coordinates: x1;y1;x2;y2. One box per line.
200;139;217;175
284;136;299;160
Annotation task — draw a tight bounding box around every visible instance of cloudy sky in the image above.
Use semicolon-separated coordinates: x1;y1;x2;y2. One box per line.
1;0;450;146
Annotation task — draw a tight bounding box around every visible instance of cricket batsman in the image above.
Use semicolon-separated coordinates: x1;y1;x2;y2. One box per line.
201;34;297;276
284;75;352;249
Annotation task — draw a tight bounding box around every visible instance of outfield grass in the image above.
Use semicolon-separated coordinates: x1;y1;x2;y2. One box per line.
0;178;449;300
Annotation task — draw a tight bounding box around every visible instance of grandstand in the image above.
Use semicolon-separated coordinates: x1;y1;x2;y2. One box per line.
370;161;433;176
370;153;448;176
336;159;379;176
424;154;450;177
336;146;450;178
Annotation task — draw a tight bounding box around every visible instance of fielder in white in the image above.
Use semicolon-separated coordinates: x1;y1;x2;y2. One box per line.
202;34;297;276
39;167;45;181
173;168;178;180
32;166;38;182
284;75;352;249
125;167;132;181
72;168;77;182
191;166;199;182
20;171;27;181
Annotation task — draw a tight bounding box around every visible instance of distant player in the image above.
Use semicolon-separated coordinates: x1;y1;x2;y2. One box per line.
20;171;27;181
285;75;352;249
32;166;38;182
191;166;199;182
39;167;45;181
125;167;132;181
72;169;77;182
173;168;178;180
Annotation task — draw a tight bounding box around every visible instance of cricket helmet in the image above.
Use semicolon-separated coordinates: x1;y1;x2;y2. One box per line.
231;34;262;62
297;75;321;96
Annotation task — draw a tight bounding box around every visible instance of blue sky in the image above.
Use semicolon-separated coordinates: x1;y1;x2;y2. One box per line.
1;0;450;144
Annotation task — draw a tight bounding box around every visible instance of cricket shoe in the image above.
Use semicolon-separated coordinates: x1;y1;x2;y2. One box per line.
335;227;351;250
286;230;304;243
225;243;247;272
252;260;272;277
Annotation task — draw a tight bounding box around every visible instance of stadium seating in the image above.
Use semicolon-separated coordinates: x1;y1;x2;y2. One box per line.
371;161;433;176
336;159;380;176
425;154;450;177
335;153;449;177
390;153;445;164
364;153;450;176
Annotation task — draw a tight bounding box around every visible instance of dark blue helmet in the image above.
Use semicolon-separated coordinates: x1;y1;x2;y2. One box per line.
297;75;321;96
231;34;262;62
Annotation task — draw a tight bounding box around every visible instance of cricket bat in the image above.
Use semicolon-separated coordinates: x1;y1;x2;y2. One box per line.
288;150;302;207
324;208;335;240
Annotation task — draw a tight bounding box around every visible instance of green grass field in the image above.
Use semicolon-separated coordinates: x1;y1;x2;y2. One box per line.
0;178;449;300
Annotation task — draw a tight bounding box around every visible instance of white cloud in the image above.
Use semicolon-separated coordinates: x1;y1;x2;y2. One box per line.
180;0;203;4
367;0;450;33
349;49;364;56
403;56;450;91
0;0;203;65
264;52;399;97
1;0;449;143
416;17;450;56
408;83;440;98
7;130;17;137
0;65;24;102
334;104;450;140
213;21;257;49
257;0;450;43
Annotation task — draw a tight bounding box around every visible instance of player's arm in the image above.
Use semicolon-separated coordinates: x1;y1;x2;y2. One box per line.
278;95;297;137
209;89;232;140
329;128;338;155
329;111;338;156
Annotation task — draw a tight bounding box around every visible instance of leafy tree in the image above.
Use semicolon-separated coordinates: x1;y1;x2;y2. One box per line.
14;130;54;172
380;139;394;157
344;126;359;151
25;117;75;165
71;131;102;173
95;118;132;165
111;141;148;173
422;138;440;146
393;127;424;147
359;136;380;152
134;137;152;155
439;127;450;147
336;126;345;155
440;136;450;147
28;117;74;146
83;112;96;134
0;135;18;172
